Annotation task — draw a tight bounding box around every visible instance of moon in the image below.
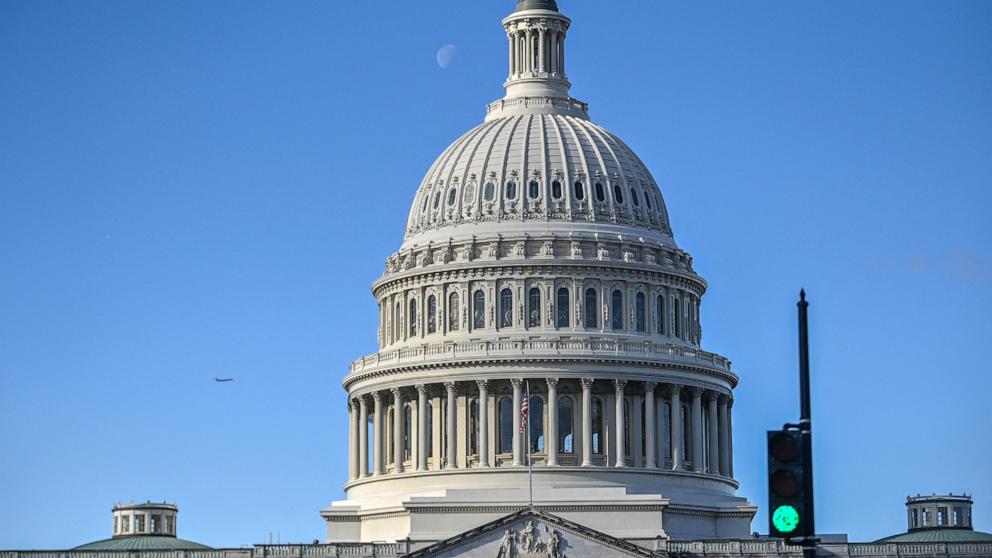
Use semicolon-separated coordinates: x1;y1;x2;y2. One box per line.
436;44;457;69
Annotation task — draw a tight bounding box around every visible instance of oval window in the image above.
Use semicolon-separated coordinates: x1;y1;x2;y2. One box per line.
433;191;441;209
447;188;457;206
464;183;476;203
528;180;540;199
595;182;605;202
573;181;585;200
630;187;639;207
484;182;495;201
506;181;517;200
613;184;624;204
552;180;562;199
644;190;652;209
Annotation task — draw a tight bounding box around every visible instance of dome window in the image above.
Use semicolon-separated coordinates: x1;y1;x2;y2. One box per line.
613;185;624;204
447;189;457;206
552;180;562;199
630;187;640;207
506;181;517;200
528;180;540;199
484;182;495;201
464;183;476;204
595;182;605;202
432;191;441;210
573;181;585;200
644;191;652;209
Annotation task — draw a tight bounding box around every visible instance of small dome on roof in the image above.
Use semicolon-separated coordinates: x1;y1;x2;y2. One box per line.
515;0;558;12
73;536;212;551
73;501;211;551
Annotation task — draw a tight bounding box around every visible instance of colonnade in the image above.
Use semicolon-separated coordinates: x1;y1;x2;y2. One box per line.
507;25;567;79
346;378;733;482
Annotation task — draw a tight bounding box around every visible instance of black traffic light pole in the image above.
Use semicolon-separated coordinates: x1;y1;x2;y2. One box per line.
797;290;816;557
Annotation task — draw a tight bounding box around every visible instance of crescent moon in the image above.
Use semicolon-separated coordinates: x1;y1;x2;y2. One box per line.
437;44;457;69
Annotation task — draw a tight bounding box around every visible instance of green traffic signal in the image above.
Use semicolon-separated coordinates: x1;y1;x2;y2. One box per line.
771;504;800;534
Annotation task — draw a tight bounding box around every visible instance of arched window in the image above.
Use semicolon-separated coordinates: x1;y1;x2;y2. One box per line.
552;180;562;199
656;295;666;335
426;402;434;458
528;287;541;327
556;287;570;328
611;290;624;330
506;181;517;200
448;292;460;332
447;188;457;206
591;397;603;454
613;184;624;204
559;396;574;454
473;291;486;329
584;288;598;328
404;405;412;460
630;187;640;207
573;181;585;200
529;396;545;453
499;288;513;328
427;295;437;334
499;397;514;453
673;296;681;339
528;180;540;199
409;299;418;336
468;399;479;456
595;182;605;202
484;182;495;201
635;292;646;332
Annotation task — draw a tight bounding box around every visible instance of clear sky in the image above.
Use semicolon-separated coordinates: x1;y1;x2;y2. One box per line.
1;0;990;549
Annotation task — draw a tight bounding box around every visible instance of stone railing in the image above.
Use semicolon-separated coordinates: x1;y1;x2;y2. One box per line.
0;546;407;558
485;95;589;118
348;338;733;377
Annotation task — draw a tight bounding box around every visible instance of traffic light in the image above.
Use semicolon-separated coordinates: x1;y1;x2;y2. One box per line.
767;429;810;538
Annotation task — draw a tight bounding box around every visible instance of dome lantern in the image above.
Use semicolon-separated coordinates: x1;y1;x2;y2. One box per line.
501;0;572;102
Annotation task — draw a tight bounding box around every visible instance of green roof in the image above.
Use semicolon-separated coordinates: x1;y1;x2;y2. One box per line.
876;528;992;543
514;0;559;12
73;537;212;551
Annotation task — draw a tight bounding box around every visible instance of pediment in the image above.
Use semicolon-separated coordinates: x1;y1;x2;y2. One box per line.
403;508;661;558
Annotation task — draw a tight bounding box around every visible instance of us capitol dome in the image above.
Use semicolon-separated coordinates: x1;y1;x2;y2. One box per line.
322;0;755;546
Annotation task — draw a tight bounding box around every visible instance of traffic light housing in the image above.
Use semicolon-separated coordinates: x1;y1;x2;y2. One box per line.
767;429;811;539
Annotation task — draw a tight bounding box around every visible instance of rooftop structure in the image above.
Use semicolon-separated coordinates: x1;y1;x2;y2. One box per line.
71;502;211;551
876;494;992;544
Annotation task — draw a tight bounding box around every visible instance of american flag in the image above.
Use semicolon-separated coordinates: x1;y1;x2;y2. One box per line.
519;396;529;433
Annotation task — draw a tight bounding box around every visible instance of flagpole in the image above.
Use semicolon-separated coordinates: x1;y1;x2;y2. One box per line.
526;379;533;509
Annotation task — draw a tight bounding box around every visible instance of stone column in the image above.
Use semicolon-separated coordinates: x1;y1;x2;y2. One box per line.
416;385;428;472
669;385;682;471
511;379;523;466
359;396;369;478
348;399;358;480
507;34;514;76
477;380;490;467
538;29;546;73
690;387;703;473
707;392;719;475
718;394;730;476
392;388;404;474
525;29;533;72
373;392;384;476
614;379;627;468
445;382;457;469
581;378;593;466
728;398;735;477
644;382;657;469
547;378;559;466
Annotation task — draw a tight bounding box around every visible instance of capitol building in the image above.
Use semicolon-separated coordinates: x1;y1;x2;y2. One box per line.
3;2;990;558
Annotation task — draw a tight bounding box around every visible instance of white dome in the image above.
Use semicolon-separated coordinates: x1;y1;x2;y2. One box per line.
404;111;674;249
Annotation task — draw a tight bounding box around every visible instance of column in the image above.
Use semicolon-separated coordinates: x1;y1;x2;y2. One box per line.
707;392;719;474
512;379;523;466
373;392;384;476
690;387;703;473
669;385;682;471
416;385;428;472
547;378;559;466
445;382;457;469
728;398;735;477
538;29;546;73
359;396;369;478
550;31;558;75
525;29;533;73
718;394;730;476
581;378;593;466
477;380;490;467
348;399;359;480
614;379;627;468
507;34;514;76
644;382;657;469
392;388;404;474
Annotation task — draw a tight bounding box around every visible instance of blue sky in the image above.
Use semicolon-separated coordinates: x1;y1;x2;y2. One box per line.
1;0;990;548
